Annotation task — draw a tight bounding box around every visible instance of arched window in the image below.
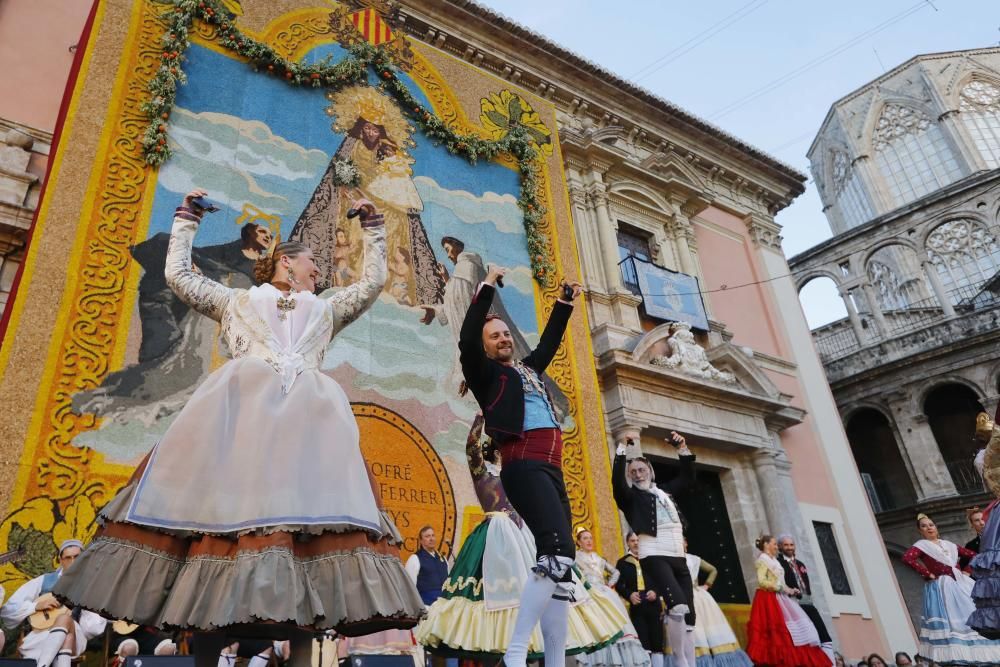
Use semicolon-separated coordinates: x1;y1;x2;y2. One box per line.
830;149;873;229
959;79;1000;169
865;244;930;310
866;260;908;310
872;104;963;207
925;218;1000;297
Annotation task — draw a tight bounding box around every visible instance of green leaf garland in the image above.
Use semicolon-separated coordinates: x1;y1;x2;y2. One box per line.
141;0;555;283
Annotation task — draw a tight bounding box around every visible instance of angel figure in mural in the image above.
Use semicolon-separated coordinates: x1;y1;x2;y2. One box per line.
290;85;445;304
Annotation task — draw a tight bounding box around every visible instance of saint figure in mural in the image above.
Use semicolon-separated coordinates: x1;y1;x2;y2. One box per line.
290;85;444;304
54;191;425;635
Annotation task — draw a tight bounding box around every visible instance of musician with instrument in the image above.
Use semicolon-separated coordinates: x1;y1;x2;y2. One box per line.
1;540;106;667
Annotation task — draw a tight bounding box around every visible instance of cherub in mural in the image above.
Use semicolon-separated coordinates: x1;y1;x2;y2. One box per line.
333;227;358;287
290;85;444;305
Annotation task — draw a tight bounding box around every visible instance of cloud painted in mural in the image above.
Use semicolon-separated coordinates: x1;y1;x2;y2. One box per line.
158;107;329;218
413;176;522;235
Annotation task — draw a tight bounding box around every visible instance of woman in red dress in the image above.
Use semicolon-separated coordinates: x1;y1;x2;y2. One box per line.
745;534;829;667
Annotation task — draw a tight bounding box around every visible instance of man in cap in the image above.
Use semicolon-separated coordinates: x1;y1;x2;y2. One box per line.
2;539;107;667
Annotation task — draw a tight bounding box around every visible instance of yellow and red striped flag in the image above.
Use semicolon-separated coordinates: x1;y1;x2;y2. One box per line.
348;8;393;46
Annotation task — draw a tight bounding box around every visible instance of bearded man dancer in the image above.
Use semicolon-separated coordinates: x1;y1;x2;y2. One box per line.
458;265;582;667
613;435;697;667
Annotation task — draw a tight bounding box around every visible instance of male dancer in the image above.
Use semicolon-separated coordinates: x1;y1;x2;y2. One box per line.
2;540;106;667
777;534;834;658
458;265;581;667
613;436;696;667
615;532;666;667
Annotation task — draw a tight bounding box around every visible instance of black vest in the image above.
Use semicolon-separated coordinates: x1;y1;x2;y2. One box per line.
415;549;448;605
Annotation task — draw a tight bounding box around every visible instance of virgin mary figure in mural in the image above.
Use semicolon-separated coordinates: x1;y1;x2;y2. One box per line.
290;85;445;304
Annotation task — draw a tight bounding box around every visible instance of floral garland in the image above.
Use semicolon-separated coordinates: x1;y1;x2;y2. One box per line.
142;0;555;282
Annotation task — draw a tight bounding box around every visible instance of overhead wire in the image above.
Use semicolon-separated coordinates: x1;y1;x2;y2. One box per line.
707;0;932;121
629;0;769;83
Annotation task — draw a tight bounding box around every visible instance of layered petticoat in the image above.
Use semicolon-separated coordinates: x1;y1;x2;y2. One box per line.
917;567;1000;665
690;587;752;667
745;590;828;667
415;512;626;659
969;500;1000;639
54;445;424;635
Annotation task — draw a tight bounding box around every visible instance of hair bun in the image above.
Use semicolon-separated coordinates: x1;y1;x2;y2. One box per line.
254;254;275;285
755;534;773;551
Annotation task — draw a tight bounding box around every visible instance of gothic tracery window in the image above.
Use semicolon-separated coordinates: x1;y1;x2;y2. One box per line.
866;259;908;310
830;148;873;229
925;218;1000;298
872;104;963;207
959;79;1000;168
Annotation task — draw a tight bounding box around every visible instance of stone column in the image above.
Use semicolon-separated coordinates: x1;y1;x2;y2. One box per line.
566;173;607;289
885;394;958;500
752;441;838;645
860;281;889;336
590;184;623;294
922;260;956;317
670;216;697;277
840;289;866;346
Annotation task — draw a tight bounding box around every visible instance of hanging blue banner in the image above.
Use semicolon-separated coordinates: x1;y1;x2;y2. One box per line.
632;259;709;331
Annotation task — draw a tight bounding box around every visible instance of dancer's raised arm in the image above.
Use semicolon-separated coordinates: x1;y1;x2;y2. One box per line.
164;189;234;322
329;199;387;332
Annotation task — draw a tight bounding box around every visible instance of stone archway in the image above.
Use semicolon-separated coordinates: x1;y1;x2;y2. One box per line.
924;383;986;494
845;408;916;512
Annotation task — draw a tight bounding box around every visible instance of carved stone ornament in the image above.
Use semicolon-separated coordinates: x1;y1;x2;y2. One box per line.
650;322;736;384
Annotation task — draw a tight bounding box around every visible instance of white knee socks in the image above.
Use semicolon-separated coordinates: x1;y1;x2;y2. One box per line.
665;615;689;667
248;653;270;667
540;597;569;667
36;627;69;667
683;623;696;667
54;650;71;667
503;574;557;667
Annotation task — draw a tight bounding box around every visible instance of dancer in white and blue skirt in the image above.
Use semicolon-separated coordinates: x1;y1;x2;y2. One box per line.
903;512;1000;664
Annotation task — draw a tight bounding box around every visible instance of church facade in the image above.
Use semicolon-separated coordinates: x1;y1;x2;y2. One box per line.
790;47;1000;625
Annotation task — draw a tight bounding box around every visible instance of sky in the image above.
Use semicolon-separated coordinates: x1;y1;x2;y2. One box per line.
477;0;995;327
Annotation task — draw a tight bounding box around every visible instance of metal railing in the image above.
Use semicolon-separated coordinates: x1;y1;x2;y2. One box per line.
619;256;641;296
947;458;986;496
812;279;1000;364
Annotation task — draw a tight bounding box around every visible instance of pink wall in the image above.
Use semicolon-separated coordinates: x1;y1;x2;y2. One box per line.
834;612;889;663
694;206;838;506
693;207;788;359
0;0;92;132
769;371;838;506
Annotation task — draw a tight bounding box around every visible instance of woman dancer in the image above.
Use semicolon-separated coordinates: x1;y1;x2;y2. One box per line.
971;411;1000;638
745;535;828;667
54;191;424;636
684;541;752;667
575;529;650;667
904;513;1000;663
415;415;625;659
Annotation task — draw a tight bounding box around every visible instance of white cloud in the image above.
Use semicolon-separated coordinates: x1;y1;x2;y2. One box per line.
158;108;330;216
413;176;522;234
322;296;480;420
171;108;328;181
507;264;535;296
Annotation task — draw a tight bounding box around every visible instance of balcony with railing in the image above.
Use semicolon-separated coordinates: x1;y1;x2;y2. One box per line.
813;279;1000;371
